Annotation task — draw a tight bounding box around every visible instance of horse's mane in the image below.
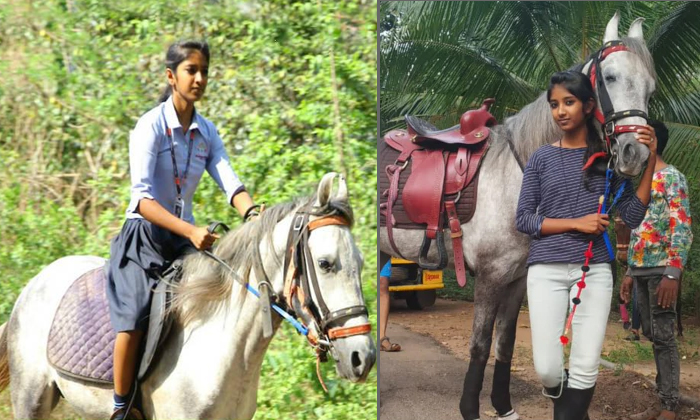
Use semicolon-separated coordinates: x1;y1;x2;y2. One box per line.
170;195;354;325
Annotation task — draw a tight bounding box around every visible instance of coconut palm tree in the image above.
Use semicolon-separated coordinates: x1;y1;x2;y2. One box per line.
379;1;700;171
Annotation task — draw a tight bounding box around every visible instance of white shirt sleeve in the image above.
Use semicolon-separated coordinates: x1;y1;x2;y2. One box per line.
206;126;245;205
126;119;160;213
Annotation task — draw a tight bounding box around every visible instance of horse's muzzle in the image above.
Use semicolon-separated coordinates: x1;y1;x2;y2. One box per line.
331;335;376;382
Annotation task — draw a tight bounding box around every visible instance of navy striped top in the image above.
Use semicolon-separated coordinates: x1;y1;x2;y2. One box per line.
516;144;647;266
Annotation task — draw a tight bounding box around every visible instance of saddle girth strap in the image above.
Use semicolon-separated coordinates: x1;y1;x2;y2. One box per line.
445;200;467;287
380;162;409;259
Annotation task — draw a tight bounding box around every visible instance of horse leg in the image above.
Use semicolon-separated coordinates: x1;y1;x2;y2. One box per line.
490;276;526;420
4;313;61;419
11;380;60;419
460;278;500;420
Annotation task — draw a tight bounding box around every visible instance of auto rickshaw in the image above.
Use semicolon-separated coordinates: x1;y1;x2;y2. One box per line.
387;257;444;310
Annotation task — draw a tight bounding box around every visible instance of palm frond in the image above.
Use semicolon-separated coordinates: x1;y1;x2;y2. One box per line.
664;122;700;179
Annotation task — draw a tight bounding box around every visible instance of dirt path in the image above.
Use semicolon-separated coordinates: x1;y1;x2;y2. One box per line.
387;298;700;419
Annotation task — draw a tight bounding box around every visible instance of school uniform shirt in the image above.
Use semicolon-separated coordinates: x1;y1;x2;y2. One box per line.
627;165;693;279
126;96;245;224
516;144;648;266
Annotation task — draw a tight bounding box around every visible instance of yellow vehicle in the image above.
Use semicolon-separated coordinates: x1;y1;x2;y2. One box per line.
388;257;444;310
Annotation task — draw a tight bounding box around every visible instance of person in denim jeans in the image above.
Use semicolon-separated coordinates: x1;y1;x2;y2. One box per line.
620;121;693;420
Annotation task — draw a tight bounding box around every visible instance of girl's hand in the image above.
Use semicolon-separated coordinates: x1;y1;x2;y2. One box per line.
635;125;657;156
188;226;220;250
574;213;609;235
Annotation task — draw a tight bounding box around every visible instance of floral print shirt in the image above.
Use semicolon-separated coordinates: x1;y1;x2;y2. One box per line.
628;165;693;278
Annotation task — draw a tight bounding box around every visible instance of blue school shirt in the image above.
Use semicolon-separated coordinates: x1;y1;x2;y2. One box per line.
126;96;245;224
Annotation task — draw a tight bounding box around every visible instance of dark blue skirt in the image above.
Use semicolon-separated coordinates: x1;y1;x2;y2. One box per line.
106;218;194;332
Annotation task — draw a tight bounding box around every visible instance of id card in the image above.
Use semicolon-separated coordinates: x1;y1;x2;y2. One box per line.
174;197;185;219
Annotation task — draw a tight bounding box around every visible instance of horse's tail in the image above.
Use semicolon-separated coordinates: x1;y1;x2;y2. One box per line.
0;323;9;391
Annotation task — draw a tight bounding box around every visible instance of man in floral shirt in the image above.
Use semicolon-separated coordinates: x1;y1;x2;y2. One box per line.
621;121;693;420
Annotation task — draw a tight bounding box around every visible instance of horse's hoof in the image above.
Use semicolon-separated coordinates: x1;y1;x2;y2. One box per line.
497;410;520;420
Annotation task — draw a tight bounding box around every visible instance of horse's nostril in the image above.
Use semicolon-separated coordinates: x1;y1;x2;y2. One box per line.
351;351;362;369
622;142;635;162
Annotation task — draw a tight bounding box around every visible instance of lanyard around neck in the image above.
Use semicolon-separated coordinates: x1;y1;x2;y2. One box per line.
165;126;195;198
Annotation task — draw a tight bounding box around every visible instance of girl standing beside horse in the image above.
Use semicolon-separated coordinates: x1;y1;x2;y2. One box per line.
516;70;657;420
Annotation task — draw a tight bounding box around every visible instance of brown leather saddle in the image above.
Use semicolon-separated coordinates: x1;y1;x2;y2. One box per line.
379;99;496;287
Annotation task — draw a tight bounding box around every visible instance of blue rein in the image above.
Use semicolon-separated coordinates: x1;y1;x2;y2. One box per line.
600;168;629;261
203;250;309;336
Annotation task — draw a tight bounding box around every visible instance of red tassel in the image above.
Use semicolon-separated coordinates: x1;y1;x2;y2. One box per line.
560;335;569;345
582;151;608;171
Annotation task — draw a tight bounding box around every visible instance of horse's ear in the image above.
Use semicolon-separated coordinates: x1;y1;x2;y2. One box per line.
336;174;348;203
315;172;338;207
627;17;645;41
603;11;620;43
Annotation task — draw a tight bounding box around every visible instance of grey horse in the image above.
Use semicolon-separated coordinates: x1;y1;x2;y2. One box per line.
379;13;655;420
0;173;375;420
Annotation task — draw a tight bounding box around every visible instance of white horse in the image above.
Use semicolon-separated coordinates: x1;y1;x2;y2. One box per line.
0;172;375;419
380;13;655;420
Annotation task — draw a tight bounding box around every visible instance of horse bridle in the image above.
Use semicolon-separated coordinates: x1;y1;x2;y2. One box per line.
282;208;371;360
586;40;649;157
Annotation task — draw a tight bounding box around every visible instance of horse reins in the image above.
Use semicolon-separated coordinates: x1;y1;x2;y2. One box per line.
279;209;371;391
202;209;371;391
282;211;371;344
561;40;643;346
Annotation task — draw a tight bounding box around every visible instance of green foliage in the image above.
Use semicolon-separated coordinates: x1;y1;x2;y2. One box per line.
0;0;377;418
436;269;474;302
605;341;656;365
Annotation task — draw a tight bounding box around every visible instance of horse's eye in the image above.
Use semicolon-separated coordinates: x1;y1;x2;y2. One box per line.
318;259;333;272
605;75;616;83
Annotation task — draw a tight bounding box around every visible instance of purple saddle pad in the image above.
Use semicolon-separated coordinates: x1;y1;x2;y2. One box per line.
47;266;117;384
48;263;178;385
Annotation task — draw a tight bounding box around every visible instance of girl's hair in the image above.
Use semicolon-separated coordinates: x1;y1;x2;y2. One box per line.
546;71;606;183
158;40;211;103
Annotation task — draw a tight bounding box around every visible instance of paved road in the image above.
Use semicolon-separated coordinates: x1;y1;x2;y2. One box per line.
379;324;544;420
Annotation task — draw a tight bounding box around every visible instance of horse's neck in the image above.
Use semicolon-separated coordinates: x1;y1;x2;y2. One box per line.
160;236;286;417
502;91;562;163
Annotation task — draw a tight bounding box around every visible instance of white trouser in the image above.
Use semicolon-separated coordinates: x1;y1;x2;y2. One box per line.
527;263;612;390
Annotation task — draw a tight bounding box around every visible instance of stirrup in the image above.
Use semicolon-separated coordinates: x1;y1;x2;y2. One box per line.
110;407;144;420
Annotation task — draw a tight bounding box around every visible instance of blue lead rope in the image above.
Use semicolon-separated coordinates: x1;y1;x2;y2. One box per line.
203;250;309;336
600;168;629;261
243;282;309;336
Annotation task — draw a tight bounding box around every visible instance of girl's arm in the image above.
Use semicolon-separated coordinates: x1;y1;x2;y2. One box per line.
205;125;252;218
616;126;657;229
137;198;216;250
129;120;216;250
516;152;609;236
